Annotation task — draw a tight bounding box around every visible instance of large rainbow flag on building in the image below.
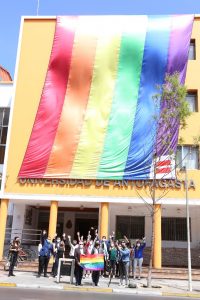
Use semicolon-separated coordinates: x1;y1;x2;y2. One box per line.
19;15;194;180
80;254;104;271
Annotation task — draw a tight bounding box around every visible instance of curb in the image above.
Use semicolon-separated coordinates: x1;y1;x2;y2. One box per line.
64;286;112;293
0;282;16;287
162;292;200;298
1;281;200;298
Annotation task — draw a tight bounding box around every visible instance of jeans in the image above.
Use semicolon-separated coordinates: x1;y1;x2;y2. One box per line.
8;252;18;276
133;258;143;278
92;271;100;286
119;261;129;285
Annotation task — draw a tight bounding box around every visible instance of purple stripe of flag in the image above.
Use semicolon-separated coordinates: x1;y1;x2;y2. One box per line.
155;15;194;157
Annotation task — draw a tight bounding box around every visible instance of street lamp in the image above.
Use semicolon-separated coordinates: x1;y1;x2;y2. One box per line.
180;165;192;292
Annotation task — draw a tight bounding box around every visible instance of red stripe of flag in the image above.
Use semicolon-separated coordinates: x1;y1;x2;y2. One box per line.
156;160;171;167
156;167;171;174
19;17;78;178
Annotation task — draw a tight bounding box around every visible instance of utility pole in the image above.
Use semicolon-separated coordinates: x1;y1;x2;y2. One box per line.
183;166;192;292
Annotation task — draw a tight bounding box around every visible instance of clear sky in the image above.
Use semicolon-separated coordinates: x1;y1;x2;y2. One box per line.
1;0;200;78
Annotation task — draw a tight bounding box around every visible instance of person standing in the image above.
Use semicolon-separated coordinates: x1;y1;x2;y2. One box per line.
116;240;130;287
74;241;85;286
68;235;79;259
52;239;65;277
37;236;53;277
8;236;21;277
133;237;146;280
91;240;104;286
108;242;117;278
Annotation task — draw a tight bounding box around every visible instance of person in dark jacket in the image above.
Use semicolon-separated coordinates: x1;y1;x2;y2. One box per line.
37;236;53;277
74;241;86;286
91;241;104;286
52;239;65;277
133;237;146;280
8;236;21;277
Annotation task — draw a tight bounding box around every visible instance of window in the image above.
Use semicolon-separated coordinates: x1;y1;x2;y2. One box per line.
0;107;10;164
162;217;191;241
116;216;145;239
189;40;196;60
186;91;198;112
176;145;199;169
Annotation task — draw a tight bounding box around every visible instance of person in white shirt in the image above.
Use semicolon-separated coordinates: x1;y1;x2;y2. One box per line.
68;235;79;258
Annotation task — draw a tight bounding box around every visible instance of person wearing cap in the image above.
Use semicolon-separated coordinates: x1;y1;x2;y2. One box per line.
116;240;130;287
133;237;146;280
37;236;53;277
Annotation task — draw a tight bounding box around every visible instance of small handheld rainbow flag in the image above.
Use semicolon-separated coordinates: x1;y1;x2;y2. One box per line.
80;254;104;271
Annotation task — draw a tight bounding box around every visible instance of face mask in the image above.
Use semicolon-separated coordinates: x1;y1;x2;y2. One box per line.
79;245;83;249
57;239;61;243
137;243;140;247
102;239;106;242
89;242;93;245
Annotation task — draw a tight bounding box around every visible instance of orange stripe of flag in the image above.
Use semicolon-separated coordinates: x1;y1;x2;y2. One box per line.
45;17;98;177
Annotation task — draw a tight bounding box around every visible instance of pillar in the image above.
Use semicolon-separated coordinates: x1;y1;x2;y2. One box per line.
153;204;162;268
100;202;109;238
48;201;58;239
0;199;9;260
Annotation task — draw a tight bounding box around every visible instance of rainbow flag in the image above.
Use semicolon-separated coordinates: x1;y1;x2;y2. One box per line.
19;15;194;180
80;254;104;271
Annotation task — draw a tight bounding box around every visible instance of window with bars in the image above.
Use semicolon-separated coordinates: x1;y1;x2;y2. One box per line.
189;39;196;60
176;145;199;169
116;216;145;239
162;217;191;241
186;91;198;112
0;107;10;164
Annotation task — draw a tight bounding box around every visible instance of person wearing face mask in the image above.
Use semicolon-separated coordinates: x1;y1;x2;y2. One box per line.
101;236;109;277
74;241;85;286
133;237;146;280
116;240;130;287
8;236;21;277
37;236;53;278
91;240;104;286
68;235;79;259
52;238;65;277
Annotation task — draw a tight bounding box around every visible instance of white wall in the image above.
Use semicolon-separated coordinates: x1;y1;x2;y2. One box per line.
0;83;12;107
11;203;25;241
109;203;200;249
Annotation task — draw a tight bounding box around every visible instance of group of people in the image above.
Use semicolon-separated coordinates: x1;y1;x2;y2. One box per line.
7;229;146;288
36;228;146;287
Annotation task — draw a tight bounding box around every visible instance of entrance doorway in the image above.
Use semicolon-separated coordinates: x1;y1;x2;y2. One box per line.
75;215;98;240
37;211;64;237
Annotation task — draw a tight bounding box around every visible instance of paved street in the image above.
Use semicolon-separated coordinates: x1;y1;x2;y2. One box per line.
0;288;193;300
1;270;200;299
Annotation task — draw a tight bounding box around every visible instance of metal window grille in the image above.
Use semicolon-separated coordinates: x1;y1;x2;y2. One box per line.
162;217;191;241
0;107;10;164
176;145;199;170
186;91;198;112
189;40;196;60
116;216;145;239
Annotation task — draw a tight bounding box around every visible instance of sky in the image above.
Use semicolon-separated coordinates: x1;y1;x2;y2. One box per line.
0;0;200;78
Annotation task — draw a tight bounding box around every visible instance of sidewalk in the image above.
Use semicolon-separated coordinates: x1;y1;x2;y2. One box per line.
1;270;200;297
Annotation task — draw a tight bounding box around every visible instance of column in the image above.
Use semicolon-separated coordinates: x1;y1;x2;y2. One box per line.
48;201;58;239
100;202;109;238
153;203;162;268
0;199;9;260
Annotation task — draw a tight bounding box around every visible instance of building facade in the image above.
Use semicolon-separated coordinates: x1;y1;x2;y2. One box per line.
0;16;200;268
